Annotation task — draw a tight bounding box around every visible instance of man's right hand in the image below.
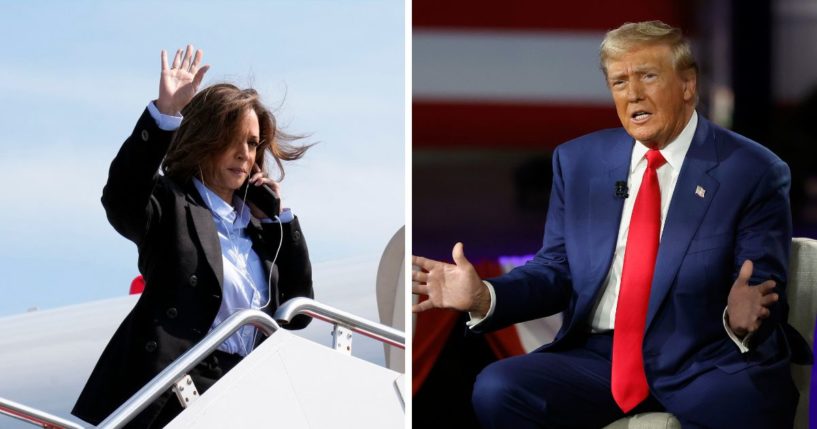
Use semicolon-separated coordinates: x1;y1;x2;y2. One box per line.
157;44;210;116
412;242;491;317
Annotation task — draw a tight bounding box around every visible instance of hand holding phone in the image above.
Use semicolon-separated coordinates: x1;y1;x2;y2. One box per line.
244;165;281;219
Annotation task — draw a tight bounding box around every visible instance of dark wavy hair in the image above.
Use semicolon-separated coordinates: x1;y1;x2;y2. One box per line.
162;83;310;182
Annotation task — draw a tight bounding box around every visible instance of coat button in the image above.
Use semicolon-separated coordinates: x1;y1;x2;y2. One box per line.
141;129;149;141
145;341;157;352
189;274;198;287
292;230;301;241
166;307;178;319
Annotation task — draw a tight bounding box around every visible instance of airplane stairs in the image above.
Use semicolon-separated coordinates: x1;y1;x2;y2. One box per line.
0;298;405;429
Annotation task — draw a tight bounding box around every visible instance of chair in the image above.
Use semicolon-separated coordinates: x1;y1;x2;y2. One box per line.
604;237;816;429
788;237;816;428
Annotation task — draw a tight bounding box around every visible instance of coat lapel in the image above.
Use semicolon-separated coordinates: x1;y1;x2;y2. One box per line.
247;220;275;274
580;133;633;308
185;182;224;288
246;220;279;311
646;118;720;330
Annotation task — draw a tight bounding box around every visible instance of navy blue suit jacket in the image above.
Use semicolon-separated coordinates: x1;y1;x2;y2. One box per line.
479;115;805;406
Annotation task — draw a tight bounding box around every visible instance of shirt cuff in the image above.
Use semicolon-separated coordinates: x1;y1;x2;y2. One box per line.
466;281;496;329
259;208;293;224
723;306;753;354
147;100;183;131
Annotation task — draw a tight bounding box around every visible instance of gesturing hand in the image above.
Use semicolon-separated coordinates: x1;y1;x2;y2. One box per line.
412;242;491;316
157;44;210;116
727;260;779;338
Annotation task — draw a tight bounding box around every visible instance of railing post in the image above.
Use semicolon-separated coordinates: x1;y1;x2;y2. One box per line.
331;324;353;354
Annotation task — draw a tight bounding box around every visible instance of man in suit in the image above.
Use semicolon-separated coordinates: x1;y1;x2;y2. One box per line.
412;21;807;428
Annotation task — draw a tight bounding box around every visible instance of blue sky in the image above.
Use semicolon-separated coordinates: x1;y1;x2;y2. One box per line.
0;1;405;317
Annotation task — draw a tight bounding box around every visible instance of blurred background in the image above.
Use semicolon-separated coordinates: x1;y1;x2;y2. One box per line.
412;0;817;426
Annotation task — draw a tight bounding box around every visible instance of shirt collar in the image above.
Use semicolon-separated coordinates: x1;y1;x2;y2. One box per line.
630;110;698;173
192;178;251;228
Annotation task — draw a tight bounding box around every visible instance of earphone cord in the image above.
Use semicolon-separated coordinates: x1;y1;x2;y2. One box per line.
252;201;283;352
238;180;283;309
259;216;283;310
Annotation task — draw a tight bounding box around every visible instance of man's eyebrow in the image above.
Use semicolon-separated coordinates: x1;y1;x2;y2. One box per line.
607;71;628;80
632;64;660;73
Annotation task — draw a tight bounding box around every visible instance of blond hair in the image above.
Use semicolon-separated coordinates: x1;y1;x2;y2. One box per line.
599;20;697;79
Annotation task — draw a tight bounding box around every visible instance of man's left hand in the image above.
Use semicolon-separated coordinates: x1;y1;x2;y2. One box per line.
727;260;779;338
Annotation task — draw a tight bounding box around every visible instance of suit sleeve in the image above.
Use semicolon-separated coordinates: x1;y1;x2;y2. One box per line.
101;108;174;246
733;159;794;346
734;160;791;289
262;216;314;329
475;147;573;333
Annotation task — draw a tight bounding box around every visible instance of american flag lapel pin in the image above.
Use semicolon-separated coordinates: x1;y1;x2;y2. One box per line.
695;186;706;198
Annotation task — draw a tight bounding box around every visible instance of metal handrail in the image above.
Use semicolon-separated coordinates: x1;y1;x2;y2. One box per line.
96;310;279;429
274;297;405;349
0;396;85;429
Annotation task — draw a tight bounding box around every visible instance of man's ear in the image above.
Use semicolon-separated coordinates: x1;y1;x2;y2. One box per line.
681;69;697;102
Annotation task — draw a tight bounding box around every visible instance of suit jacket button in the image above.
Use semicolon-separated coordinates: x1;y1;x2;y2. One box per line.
189;274;198;287
145;341;157;352
166;307;178;319
292;230;301;241
141;129;149;142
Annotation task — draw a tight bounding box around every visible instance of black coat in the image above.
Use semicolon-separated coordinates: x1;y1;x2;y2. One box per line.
72;109;313;425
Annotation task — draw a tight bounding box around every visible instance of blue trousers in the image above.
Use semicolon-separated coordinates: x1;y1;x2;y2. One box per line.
471;334;797;429
472;334;661;428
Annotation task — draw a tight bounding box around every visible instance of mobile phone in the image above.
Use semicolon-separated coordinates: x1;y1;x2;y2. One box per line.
244;180;281;218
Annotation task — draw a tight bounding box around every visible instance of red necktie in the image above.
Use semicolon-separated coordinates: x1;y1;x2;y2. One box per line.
611;148;666;413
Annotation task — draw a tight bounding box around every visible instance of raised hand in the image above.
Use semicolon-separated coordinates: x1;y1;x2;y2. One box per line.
412;242;491;316
157;44;210;115
726;260;779;338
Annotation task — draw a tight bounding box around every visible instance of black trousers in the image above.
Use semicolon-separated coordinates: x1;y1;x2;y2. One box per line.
124;350;243;429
